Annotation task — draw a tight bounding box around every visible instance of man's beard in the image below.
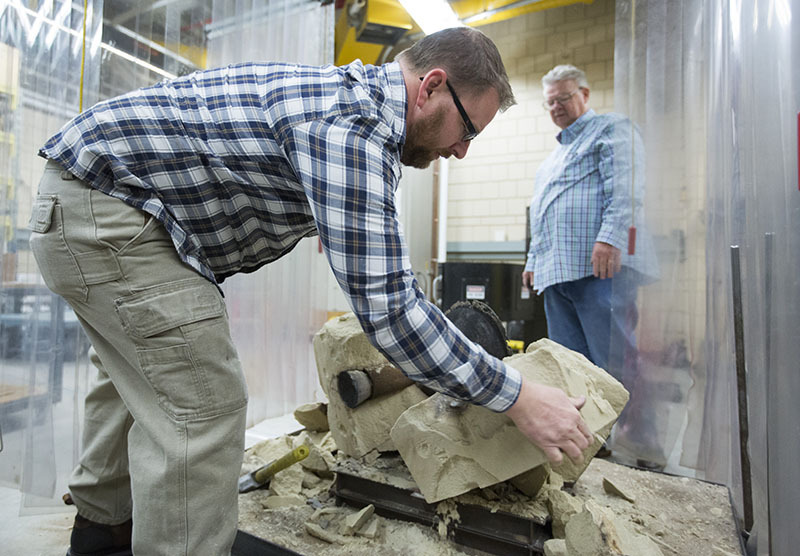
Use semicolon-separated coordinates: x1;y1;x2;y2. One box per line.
400;106;447;169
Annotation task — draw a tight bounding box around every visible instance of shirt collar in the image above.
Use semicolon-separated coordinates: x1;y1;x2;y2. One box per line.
556;109;596;144
379;61;408;143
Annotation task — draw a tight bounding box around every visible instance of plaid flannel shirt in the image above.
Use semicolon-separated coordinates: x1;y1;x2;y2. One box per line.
40;60;522;411
525;110;658;293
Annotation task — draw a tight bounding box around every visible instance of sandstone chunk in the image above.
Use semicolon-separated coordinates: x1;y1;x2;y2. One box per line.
603;476;636;503
565;500;663;555
313;313;428;457
390;339;628;503
543;539;568;556
341;504;374;535
546;489;584;538
357;517;380;539
293;402;329;432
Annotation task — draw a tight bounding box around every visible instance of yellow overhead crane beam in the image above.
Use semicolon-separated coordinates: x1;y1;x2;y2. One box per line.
335;0;595;66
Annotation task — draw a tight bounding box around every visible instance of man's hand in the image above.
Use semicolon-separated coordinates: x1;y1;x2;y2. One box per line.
590;241;621;279
505;379;594;465
522;270;534;290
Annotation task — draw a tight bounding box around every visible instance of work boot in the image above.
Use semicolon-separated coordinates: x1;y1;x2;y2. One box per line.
66;514;133;556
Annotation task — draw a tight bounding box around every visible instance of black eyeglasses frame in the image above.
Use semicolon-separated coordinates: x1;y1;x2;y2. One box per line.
420;76;479;142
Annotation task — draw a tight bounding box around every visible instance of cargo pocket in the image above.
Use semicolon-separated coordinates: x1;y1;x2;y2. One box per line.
28;195;89;300
29;195;56;233
116;277;247;421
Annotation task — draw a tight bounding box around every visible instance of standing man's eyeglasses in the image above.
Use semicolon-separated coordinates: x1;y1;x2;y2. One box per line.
420;77;479;142
542;89;580;111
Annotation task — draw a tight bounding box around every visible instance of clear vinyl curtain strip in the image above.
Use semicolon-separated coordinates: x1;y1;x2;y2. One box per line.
616;1;800;552
610;0;707;472
707;2;800;553
0;0;104;508
207;0;334;427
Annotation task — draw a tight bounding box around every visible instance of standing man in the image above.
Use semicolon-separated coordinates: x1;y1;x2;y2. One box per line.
523;64;657;401
31;29;593;556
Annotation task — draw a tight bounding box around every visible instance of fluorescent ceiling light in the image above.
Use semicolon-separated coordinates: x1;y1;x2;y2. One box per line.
398;0;463;35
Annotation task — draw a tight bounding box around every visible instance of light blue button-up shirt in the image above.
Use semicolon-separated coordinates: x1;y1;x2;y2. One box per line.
525;110;658;293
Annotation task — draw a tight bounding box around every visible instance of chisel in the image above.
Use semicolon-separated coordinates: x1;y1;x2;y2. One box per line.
238;445;309;493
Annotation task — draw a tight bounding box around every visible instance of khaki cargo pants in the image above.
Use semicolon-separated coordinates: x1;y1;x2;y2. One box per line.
29;160;248;555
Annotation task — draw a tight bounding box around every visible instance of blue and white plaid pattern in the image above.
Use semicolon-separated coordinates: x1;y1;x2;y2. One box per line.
526;110;657;293
41;60;521;411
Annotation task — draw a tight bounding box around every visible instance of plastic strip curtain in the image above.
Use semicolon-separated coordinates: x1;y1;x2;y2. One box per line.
207;0;335;428
0;0;215;512
705;2;800;552
614;1;800;551
609;0;706;474
0;0;103;510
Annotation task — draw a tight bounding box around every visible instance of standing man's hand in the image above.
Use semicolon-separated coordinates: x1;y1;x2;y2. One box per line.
522;270;534;290
505;379;594;465
590;241;621;279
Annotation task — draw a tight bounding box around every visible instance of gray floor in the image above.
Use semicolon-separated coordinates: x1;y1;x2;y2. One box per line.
0;413;301;555
0;485;73;556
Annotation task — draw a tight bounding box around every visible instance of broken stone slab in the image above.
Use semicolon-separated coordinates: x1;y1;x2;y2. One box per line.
305;522;347;544
313;313;390;399
357;516;380;539
603;476;636;503
510;464;550;497
341;504;375;535
546;489;584;539
524;340;629;483
313;313;428;457
390;339;629;503
543;539;568;556
565;500;663;556
293;402;329;432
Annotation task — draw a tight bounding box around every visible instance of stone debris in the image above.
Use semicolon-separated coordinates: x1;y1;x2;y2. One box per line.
390;339;629;503
545;488;584;538
543;538;568;556
236;317;740;556
342;504;375;535
603;476;636;503
313;313;428;457
525;340;630;484
293;402;329;432
434;498;460;539
357;516;380;539
262;494;306;509
564;500;664;555
510;464;551;497
242;428;336;502
305;522;347;544
292;430;336;478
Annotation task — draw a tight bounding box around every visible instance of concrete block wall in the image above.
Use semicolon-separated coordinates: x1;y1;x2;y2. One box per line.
447;0;616;249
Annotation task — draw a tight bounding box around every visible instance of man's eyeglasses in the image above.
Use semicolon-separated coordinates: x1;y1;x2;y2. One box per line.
542;89;579;111
421;77;479;142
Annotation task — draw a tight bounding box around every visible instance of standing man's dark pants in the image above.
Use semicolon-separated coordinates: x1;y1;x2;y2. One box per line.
542;268;639;382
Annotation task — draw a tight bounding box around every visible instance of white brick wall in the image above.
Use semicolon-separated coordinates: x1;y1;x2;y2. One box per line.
448;0;616;245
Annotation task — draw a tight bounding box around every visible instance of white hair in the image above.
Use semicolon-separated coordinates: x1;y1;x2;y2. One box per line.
541;64;589;89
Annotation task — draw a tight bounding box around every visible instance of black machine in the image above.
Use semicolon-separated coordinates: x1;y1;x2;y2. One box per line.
438;261;547;348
